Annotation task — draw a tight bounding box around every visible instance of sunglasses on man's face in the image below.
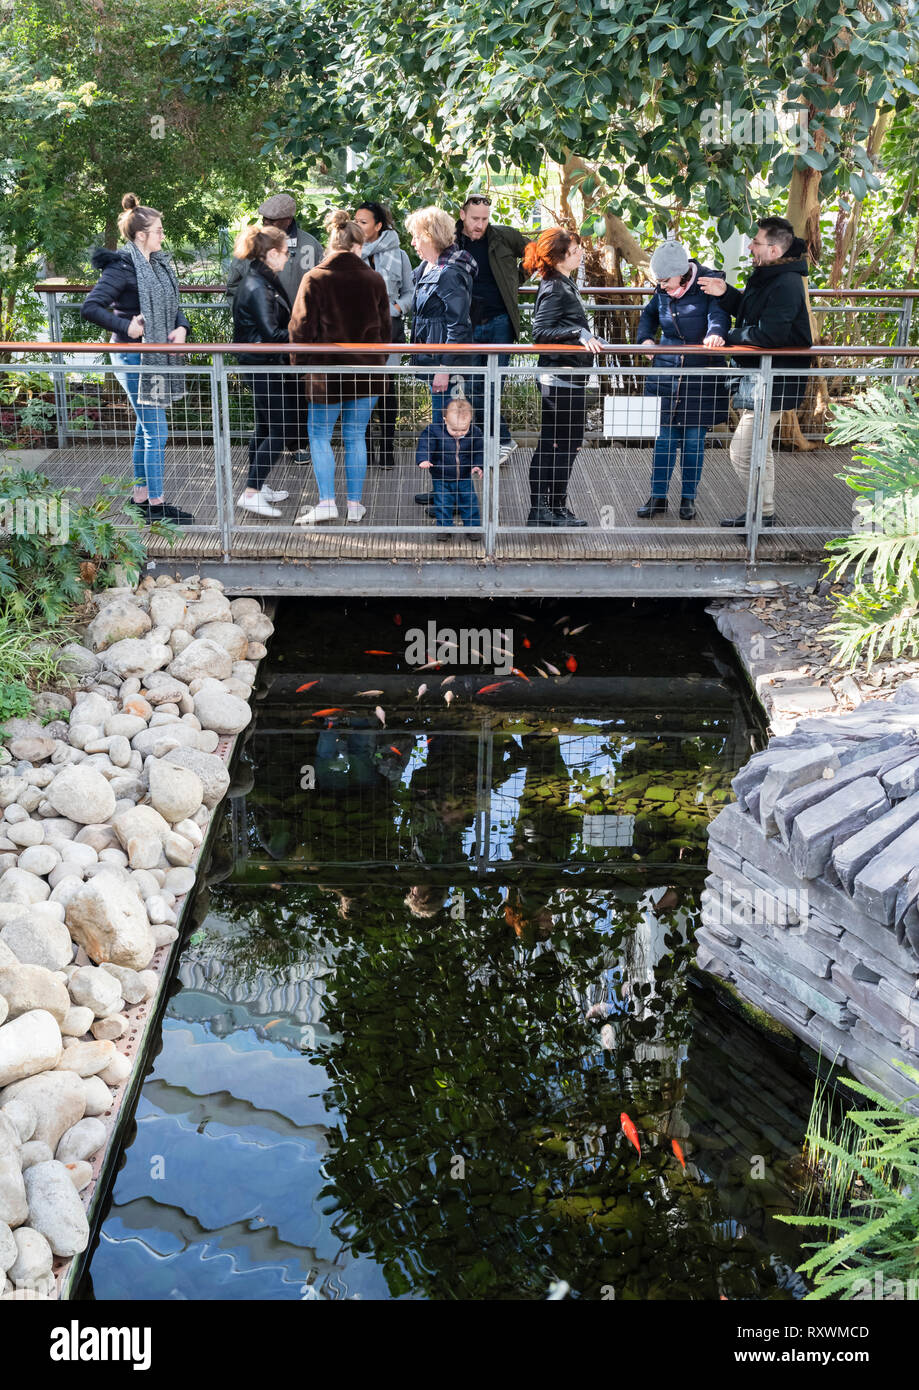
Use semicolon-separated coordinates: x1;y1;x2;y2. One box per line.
465;197;491;207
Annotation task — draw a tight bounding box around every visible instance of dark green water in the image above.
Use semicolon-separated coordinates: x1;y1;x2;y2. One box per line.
81;598;818;1301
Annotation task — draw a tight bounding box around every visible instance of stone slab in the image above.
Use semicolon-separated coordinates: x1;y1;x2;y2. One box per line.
789;777;889;881
882;755;919;802
833;794;919;895
758;742;839;834
774;744;915;848
853;820;919;925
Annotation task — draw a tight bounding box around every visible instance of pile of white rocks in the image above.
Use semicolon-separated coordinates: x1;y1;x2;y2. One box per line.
0;575;273;1297
698;682;919;1108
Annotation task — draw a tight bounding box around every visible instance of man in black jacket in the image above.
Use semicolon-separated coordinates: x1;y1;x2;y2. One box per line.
699;217;813;528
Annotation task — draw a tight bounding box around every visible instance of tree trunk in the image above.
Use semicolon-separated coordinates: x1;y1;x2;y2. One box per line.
826;109;890;287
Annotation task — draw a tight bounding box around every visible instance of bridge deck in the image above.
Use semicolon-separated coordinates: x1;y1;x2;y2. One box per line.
34;438;851;591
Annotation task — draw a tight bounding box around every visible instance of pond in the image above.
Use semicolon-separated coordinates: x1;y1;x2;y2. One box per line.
79;597;819;1301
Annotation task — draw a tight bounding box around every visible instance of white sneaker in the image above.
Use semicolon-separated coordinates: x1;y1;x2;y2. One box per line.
295;501;339;525
260;485;289;502
347;500;366;522
499;440;517;461
237;489;281;517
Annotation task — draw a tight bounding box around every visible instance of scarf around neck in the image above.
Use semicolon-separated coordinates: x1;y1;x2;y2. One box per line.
666;262;699;300
126;241;186;407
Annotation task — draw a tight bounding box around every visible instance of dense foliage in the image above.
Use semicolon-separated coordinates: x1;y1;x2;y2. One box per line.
822;383;919;669
778;1064;919;1299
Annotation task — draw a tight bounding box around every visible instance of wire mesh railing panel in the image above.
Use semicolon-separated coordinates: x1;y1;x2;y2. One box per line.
0;361;222;533
225;364;488;537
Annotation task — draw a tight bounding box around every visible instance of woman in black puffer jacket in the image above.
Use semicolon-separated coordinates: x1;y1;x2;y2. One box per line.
525;229;605;527
81;193;195;525
231;224;294;518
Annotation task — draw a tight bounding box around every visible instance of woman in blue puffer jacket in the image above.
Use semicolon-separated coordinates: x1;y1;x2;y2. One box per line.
635;241;731;521
405;206;478;428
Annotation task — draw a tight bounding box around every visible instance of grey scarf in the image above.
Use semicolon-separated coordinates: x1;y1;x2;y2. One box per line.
126;241;186;407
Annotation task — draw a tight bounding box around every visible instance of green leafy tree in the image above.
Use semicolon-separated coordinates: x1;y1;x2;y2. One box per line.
164;0;919;271
1;0;286;336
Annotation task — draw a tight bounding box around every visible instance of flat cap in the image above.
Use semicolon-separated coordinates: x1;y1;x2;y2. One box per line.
258;193;297;219
650;240;690;280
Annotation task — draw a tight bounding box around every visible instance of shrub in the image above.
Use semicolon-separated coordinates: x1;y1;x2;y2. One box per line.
0;466;176;627
776;1063;919;1299
822;383;919;670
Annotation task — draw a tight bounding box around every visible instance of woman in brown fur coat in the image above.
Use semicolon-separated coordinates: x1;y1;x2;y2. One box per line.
289;209;391;524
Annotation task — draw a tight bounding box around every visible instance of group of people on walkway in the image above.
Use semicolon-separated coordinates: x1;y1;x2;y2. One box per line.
80;189;812;533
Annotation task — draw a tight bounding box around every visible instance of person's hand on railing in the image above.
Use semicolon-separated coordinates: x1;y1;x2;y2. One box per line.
703;334;726;348
418;459;432;469
167;327;188;344
472;467;483;477
127;314;145;340
585;336;605;354
431;373;450;392
697;276;726;296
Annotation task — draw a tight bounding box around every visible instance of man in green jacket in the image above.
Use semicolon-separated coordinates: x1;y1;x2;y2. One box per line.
455;194;529;457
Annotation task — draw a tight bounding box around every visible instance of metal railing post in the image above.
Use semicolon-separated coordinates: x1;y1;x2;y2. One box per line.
44;291;70;450
210;352;234;558
896;295;914;370
484;354;500;556
744;356;772;566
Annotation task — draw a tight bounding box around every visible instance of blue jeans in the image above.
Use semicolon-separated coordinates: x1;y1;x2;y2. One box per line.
460;312;513;446
308;396;377;501
431;475;481;527
650;425;708;500
111;351;168;499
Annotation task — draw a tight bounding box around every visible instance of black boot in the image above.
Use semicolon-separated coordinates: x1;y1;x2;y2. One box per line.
527;504;558;527
637;496;667;518
551;506;587;527
679;496;696;520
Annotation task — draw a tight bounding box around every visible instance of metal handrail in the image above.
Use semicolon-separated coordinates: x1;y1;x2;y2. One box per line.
7;341;919;356
34;281;919;298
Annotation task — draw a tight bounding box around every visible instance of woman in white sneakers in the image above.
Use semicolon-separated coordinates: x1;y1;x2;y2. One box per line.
288;210;391;524
231;223;296;517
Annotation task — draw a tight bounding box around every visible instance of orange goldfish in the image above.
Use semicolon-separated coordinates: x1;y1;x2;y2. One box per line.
364;650;393;655
312;708;343;717
522;637;532;649
565;655;578;673
671;1139;686;1170
510;668;530;682
476;682;508;694
620;1113;641;1159
296;680;319;692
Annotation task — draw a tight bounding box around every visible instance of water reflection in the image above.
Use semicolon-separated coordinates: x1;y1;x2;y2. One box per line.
83;600;814;1302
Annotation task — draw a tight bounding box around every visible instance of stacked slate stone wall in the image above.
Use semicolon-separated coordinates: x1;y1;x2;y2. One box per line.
698;684;919;1108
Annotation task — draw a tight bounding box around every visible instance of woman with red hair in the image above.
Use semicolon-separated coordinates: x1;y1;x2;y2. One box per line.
524;230;604;526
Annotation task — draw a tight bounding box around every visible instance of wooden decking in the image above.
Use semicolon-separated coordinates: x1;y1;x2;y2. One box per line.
37;436;851;569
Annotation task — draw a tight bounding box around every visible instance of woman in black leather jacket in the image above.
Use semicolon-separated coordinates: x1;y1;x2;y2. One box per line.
525;229;604;526
231;224;294;517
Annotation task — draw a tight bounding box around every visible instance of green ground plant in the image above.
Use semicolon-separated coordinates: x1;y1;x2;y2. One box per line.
821;383;919;670
0;467;176;626
777;1063;919;1300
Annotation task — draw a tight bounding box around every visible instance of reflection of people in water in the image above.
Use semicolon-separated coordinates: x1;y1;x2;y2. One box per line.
406;734;487;868
504;886;553;944
405;885;448;918
315;720;414;791
509;733;578;864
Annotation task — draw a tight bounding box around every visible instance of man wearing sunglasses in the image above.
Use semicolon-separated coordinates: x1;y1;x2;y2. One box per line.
455;193;529;459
